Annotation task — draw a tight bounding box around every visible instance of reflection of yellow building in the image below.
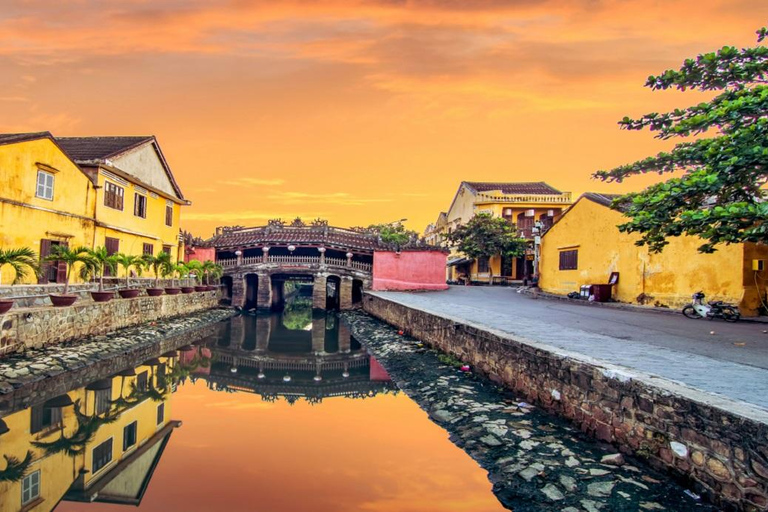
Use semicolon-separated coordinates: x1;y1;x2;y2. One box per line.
539;193;768;316
426;182;572;283
0;355;178;511
0;132;189;285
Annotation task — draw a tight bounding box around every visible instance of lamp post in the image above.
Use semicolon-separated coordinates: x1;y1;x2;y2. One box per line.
262;246;270;263
318;246;326;265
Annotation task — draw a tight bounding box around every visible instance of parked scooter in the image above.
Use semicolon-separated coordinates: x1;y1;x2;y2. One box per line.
682;291;740;322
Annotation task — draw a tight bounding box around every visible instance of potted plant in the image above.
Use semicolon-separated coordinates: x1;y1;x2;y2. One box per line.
142;252;170;296
162;256;181;295
206;262;223;291
0;247;39;314
84;246;117;303
178;263;195;293
114;254;143;298
45;246;93;307
186;260;206;291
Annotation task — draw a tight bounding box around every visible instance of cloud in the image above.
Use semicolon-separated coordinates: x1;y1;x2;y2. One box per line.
267;191;393;205
183;210;328;222
219;178;286;187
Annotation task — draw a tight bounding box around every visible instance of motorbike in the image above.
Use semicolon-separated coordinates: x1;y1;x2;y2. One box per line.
682;291;740;322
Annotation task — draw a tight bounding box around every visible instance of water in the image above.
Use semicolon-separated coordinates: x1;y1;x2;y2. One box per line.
0;300;505;512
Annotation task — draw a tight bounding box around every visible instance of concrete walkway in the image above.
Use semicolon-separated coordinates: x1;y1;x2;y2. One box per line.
369;287;768;410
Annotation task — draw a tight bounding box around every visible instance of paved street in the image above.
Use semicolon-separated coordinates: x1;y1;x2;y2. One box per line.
369;286;768;410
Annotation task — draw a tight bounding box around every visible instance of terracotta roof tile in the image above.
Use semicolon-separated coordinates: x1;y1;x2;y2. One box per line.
464;181;562;195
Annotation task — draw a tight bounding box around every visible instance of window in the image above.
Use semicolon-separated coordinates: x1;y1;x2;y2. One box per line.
143;243;154;256
559;249;578;270
104;182;124;210
30;404;62;434
21;470;40;505
123;421;138;451
136;371;148;392
94;388;112;415
36;170;54;200
92;439;113;473
134;193;147;218
156;403;165;425
162;245;172;255
477;256;490;274
165;203;173;227
104;237;119;277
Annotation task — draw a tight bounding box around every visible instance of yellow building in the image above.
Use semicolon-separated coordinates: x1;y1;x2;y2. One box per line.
0;132;189;284
427;182;572;283
539;193;768;316
0;357;178;511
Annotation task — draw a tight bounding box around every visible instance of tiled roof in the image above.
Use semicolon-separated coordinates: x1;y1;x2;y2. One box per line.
0;132;52;146
464;181;562;195
582;192;625;209
211;226;385;252
55;136;154;161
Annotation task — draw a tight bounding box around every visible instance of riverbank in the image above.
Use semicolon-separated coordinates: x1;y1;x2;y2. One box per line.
0;307;234;416
343;310;719;512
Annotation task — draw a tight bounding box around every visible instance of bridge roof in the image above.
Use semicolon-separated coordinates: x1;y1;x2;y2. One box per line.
211;225;386;253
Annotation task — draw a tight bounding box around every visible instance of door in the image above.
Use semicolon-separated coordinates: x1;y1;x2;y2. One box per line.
104;237;119;277
39;239;67;284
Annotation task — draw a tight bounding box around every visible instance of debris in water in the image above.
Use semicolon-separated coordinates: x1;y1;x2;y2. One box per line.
709;331;716;335
683;490;701;501
460;365;471;372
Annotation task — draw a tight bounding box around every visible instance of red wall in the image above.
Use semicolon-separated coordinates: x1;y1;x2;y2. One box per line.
185;247;216;263
372;250;448;291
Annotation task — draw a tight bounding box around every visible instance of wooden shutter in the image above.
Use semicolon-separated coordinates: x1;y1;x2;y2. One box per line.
56;241;68;284
30;405;44;434
104;238;119;277
38;239;52;284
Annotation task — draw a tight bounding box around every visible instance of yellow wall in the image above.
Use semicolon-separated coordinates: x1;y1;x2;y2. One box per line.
539;197;768;315
0;357;175;512
0;138;96;285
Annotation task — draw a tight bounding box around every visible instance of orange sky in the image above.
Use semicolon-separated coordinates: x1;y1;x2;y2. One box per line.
1;1;766;237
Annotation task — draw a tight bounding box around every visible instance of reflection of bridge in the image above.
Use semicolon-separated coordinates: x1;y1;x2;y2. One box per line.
212;220;386;310
195;314;396;404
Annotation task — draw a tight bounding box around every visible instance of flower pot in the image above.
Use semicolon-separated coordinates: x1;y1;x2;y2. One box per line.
50;294;78;307
181;286;195;294
0;300;13;315
194;286;207;292
118;289;141;299
146;288;164;297
91;291;114;303
165;288;182;295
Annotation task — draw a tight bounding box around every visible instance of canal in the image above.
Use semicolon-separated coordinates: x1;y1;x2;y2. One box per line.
1;297;504;512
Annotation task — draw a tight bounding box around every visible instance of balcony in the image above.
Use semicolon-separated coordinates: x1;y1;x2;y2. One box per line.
217;255;373;272
474;192;572;205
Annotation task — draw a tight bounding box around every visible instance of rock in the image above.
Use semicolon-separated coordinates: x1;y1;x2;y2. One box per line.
485;423;508;438
517;463;545;482
601;453;625;466
565;456;581;467
581;500;603;512
540;483;565;501
587;481;616;498
589;468;611;476
519;439;541;451
430;409;455;423
559;475;577;492
639;503;666;510
479;435;503;447
669;441;688;458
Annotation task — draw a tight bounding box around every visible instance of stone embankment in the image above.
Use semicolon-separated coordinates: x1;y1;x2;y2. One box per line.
344;311;718;512
362;293;768;512
0;307;234;416
0;279;186;308
0;290;221;355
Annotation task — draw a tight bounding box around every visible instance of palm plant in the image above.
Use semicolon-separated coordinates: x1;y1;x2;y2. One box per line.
186;260;203;285
82;246;117;293
113;253;143;289
142;251;171;288
202;260;221;286
175;262;190;287
0;248;39;285
45;246;93;295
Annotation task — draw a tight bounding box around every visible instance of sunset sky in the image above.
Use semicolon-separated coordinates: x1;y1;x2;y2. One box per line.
1;1;766;237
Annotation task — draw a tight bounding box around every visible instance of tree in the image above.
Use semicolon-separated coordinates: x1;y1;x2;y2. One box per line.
0;248;39;285
83;247;117;292
594;26;768;253
367;223;419;247
113;253;144;288
45;246;94;295
446;213;528;282
142;252;171;288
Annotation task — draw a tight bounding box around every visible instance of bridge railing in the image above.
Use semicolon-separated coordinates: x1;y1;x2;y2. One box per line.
216;256;372;272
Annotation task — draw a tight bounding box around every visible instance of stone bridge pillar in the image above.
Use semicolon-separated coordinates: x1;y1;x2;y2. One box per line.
312;274;327;310
311;314;326;354
256;272;272;310
339;276;353;310
230;315;245;350
271;280;285;310
338;321;351;353
231;273;245;308
255;314;271;352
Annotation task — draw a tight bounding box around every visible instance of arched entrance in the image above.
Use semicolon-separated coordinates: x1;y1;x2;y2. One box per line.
326;275;341;311
221;276;233;305
244;274;259;310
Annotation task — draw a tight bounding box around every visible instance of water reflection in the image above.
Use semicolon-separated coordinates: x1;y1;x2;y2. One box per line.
0;356;178;511
191;307;396;405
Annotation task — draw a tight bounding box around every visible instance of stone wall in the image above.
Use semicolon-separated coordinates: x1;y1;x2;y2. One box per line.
0;279;193;308
0;290;221;356
363;293;768;512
